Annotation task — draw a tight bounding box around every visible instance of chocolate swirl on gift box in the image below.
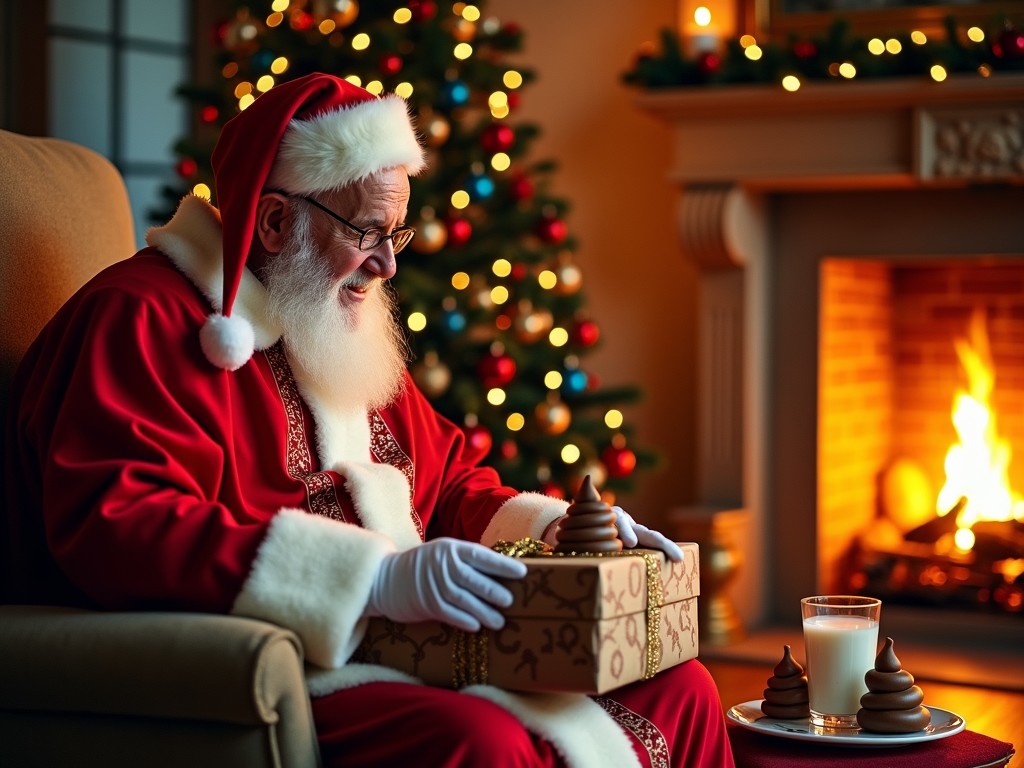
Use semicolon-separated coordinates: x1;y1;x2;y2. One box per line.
554;474;623;555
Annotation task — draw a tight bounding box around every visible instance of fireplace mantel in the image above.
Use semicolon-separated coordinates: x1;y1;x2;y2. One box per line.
636;73;1024;190
637;74;1024;628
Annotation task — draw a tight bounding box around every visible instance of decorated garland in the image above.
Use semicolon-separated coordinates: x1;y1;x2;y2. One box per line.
623;15;1024;90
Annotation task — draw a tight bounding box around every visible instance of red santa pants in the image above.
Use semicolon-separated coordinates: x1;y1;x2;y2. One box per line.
311;659;736;767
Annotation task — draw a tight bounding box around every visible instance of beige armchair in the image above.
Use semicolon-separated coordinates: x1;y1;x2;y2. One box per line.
0;129;320;768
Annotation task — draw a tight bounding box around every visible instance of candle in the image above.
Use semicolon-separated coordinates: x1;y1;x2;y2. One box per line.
685;5;721;58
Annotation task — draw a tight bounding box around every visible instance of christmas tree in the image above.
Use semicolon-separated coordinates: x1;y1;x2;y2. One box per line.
158;0;656;501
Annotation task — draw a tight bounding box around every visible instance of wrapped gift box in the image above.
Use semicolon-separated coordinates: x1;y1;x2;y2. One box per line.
354;542;699;695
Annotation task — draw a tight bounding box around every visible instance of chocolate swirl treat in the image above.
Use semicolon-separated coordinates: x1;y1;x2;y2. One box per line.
761;645;810;719
856;637;931;733
554;475;623;554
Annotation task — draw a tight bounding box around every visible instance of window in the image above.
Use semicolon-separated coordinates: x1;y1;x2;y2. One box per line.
48;0;190;248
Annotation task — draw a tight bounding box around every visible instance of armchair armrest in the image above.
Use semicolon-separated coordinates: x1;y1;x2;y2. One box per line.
0;605;320;768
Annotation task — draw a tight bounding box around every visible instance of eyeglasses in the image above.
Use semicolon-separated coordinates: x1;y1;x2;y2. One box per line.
273;190;416;254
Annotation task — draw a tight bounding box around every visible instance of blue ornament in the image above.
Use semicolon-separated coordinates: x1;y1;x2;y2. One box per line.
468;172;495;200
441;80;470;109
562;367;589;395
251;49;275;72
442;308;467;333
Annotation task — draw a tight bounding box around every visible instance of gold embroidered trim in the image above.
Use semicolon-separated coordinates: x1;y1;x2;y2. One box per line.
265;343;347;521
593;696;670;768
451;539;664;689
368;412;423;541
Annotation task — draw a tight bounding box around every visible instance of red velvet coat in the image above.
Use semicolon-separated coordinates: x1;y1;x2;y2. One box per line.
3;196;566;670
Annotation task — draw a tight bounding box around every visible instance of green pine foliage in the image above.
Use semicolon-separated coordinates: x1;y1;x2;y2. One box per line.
624;15;1024;89
158;0;656;501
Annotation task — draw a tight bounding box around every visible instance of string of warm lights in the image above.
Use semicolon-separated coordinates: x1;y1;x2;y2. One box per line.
624;14;1024;91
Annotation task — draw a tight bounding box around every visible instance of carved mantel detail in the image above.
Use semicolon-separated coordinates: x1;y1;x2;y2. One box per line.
920;106;1024;180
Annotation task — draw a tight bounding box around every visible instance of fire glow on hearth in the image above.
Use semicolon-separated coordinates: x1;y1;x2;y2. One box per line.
851;310;1024;613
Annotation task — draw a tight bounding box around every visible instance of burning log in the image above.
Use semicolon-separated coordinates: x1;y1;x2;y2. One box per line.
903;497;966;545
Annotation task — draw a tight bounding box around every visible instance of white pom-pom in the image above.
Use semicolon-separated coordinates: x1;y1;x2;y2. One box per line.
200;313;256;371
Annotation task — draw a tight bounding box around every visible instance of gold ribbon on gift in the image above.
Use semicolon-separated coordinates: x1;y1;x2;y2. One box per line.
451;538;664;689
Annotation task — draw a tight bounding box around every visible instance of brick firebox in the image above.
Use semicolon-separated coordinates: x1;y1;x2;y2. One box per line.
819;259;1024;594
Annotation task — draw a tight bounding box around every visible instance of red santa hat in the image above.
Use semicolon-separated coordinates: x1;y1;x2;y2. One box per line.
201;73;425;371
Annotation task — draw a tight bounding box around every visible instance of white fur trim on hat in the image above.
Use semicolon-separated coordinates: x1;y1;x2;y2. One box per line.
199;312;256;372
267;94;426;194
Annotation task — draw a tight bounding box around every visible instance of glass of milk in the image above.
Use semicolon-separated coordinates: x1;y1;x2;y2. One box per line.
800;595;881;729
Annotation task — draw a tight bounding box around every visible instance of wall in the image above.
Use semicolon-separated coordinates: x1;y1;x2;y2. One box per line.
486;0;696;525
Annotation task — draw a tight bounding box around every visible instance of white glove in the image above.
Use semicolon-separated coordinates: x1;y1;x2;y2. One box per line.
367;538;528;632
613;506;684;562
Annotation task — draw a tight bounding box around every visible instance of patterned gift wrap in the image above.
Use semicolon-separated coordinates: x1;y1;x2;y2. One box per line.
355;542;700;695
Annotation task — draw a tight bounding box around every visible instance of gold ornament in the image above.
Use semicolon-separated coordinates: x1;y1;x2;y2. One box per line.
513;301;554;344
571;460;608;493
411;217;447;254
224;10;263;55
450;18;476;42
554;261;583;296
329;0;359;27
467;276;494;310
422;113;451;147
411;351;451;398
535;397;571;435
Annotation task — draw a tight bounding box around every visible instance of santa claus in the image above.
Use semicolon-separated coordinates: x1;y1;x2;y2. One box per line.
3;73;735;767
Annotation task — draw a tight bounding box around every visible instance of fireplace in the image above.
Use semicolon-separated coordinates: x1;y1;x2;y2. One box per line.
637;73;1024;636
820;260;1024;614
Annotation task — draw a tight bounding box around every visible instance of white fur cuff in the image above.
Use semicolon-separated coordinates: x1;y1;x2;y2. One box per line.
463;686;641;768
231;508;395;668
480;492;568;547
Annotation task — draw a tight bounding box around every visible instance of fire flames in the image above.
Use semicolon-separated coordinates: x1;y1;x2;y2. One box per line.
935;310;1024;552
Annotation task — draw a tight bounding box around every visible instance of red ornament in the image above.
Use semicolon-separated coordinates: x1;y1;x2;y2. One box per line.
408;0;438;22
463;423;493;456
446;216;472;247
499;439;518;460
480;123;515;153
601;445;637;479
697;52;721;76
290;10;314;30
540;482;565;499
792;40;817;58
380;53;403;76
507;92;521;110
477;352;516;387
176;158;198;178
200;105;219;123
510;263;528;281
572;319;600;347
535;216;568;245
213;20;229;44
509;173;534;202
993;24;1024;59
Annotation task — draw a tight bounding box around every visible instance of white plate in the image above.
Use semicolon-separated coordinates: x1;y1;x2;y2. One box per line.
726;700;965;748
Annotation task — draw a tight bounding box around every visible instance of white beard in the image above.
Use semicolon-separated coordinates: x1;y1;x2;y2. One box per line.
263;207;409;414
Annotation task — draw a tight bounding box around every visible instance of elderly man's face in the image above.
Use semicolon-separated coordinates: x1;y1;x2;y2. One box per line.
306;167;411;311
261;167;411;409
